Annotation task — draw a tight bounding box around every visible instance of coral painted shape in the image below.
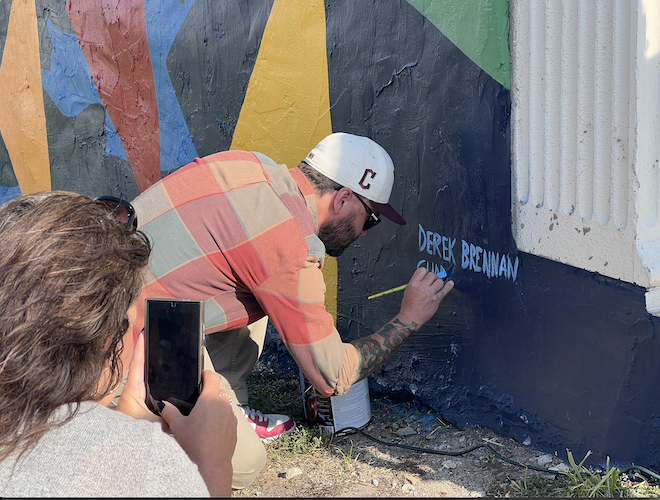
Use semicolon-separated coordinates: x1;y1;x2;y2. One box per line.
67;0;160;192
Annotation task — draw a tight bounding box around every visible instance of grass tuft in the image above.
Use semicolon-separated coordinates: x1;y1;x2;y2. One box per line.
511;449;660;498
560;450;624;498
266;426;330;460
511;469;571;498
334;440;357;469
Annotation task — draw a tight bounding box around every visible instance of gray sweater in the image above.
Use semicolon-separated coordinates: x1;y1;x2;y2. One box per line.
0;402;210;497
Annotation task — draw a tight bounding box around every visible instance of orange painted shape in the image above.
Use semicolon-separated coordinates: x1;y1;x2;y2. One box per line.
0;0;51;194
67;0;160;192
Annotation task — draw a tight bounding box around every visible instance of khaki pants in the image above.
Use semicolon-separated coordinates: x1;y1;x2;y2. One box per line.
203;316;270;490
204;316;269;405
201;357;267;490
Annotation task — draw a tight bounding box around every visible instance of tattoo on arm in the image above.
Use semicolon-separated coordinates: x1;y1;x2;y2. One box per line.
349;318;417;383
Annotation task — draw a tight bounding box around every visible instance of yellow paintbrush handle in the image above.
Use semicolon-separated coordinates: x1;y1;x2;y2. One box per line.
368;284;408;299
367;269;448;299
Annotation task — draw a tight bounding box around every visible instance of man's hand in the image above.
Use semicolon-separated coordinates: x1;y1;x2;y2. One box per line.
116;332;161;423
396;267;454;329
349;268;454;383
160;370;237;498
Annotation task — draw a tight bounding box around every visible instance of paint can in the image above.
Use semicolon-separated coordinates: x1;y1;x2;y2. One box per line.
300;370;371;436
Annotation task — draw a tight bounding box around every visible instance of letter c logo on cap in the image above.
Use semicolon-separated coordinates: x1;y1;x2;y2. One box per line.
359;169;376;190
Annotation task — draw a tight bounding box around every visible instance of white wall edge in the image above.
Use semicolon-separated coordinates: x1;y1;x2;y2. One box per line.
645;287;660;316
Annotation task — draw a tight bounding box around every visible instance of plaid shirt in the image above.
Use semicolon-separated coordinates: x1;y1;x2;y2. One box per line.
133;150;358;396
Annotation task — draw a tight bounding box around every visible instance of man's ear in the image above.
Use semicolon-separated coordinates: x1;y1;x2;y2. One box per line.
331;187;353;216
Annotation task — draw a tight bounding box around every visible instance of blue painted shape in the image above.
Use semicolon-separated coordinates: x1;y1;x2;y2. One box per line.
41;19;128;162
104;115;126;160
41;20;100;117
0;186;22;205
144;0;199;170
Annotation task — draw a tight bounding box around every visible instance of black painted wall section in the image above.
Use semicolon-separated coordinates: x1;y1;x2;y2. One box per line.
506;254;660;467
169;0;274;158
432;252;660;467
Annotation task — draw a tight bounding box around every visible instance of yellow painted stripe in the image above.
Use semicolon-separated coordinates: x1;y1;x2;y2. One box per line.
0;0;50;194
322;255;337;321
232;0;337;320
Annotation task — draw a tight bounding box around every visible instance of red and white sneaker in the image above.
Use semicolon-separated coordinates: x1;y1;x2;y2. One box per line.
238;405;295;443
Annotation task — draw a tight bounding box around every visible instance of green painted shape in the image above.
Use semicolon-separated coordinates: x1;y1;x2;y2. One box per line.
406;0;510;89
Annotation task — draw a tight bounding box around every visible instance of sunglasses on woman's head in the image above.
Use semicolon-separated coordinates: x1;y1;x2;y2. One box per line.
94;196;138;230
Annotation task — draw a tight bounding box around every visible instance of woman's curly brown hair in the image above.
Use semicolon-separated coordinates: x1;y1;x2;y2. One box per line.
0;191;151;461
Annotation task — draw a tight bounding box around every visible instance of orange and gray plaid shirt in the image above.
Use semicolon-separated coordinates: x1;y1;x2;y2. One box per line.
133;150;358;396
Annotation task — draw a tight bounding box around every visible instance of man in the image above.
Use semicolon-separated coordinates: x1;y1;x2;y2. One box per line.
132;133;454;488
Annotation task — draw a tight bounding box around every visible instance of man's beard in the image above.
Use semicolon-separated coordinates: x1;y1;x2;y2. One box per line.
318;213;361;257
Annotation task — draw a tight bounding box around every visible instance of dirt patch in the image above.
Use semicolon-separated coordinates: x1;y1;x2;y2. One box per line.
233;358;567;498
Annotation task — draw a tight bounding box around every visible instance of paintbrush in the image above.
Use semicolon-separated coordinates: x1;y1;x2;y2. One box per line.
368;268;448;299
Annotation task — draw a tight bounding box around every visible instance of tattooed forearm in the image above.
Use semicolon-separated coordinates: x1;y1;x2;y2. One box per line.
349;318;417;383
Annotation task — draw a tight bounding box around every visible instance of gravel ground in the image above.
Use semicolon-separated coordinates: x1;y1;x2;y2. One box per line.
233;357;569;498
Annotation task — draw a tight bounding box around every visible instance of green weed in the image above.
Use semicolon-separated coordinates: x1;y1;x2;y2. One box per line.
266;425;329;460
511;468;571;497
334;440;357;469
511;449;660;498
559;450;625;497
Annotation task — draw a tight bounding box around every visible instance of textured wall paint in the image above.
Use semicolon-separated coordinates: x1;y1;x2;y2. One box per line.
0;0;50;194
231;0;331;171
328;0;515;312
0;0;19;203
67;0;160;192
406;0;511;88
144;0;198;170
166;0;273;157
37;0;138;200
459;254;660;467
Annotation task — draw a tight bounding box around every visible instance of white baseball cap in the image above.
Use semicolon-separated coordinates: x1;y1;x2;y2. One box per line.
304;133;406;225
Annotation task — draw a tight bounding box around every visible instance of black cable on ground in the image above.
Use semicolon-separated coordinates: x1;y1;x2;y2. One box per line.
332;426;660;483
332;426;556;474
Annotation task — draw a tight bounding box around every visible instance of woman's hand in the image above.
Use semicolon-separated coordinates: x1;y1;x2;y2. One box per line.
160;370;237;497
116;332;162;423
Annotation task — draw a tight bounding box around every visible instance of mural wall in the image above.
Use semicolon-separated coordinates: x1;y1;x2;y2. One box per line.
1;0;659;471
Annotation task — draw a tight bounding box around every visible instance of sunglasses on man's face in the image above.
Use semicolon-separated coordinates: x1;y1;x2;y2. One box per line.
94;196;138;230
354;193;381;231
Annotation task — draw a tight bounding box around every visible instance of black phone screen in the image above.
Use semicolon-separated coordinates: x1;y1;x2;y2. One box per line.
145;298;203;415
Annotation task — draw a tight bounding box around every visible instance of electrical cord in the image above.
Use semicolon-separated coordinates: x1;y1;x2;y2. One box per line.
332;426;556;474
332;426;660;482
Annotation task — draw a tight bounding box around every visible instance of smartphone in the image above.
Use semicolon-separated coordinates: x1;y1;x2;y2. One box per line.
144;298;204;416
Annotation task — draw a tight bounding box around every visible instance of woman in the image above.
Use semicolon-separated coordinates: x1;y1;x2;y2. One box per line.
0;192;236;497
